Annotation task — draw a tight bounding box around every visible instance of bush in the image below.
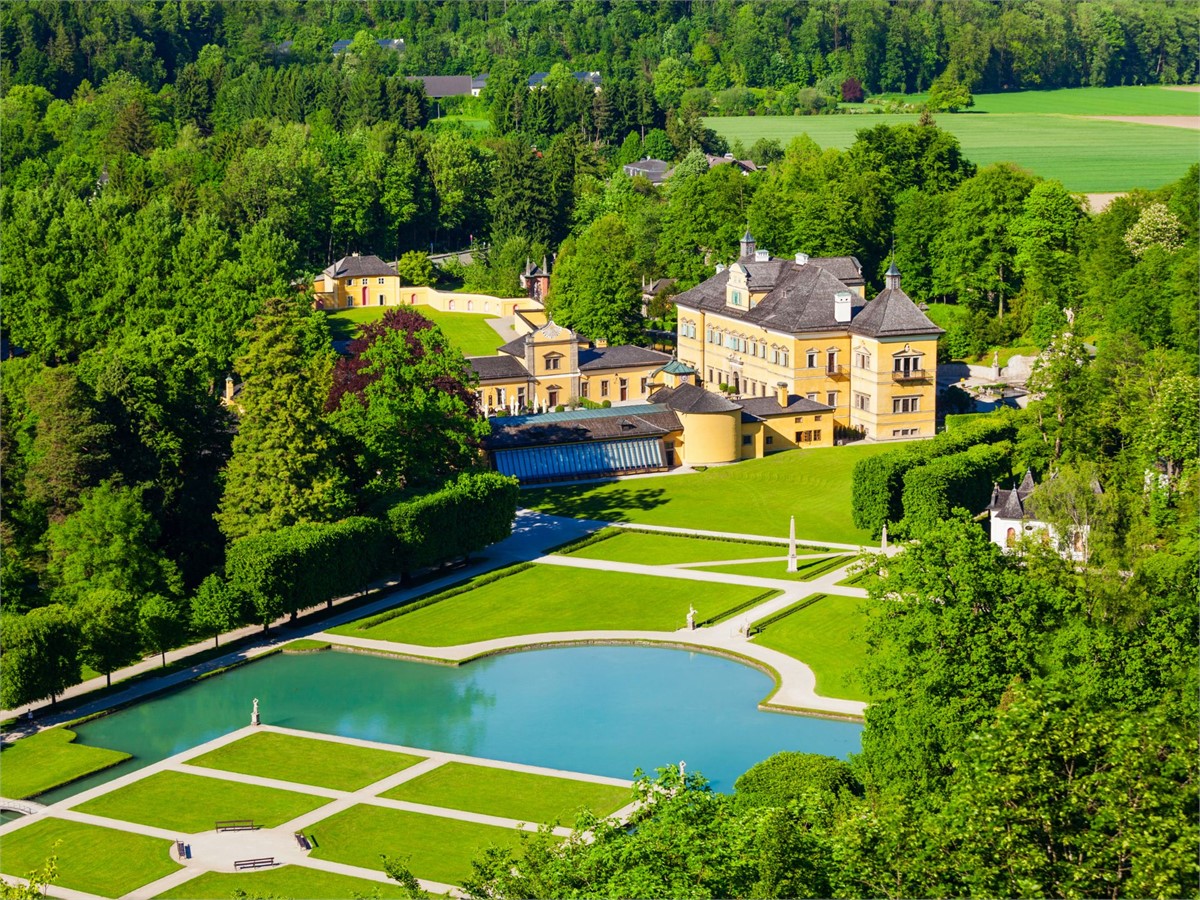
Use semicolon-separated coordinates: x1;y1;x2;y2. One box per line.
901;441;1013;533
841;77;865;103
226;516;391;625
388;471;520;574
735;751;862;809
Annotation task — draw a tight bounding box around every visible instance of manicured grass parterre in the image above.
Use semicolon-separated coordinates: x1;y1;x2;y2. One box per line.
71;770;330;833
380;762;630;826
331;564;777;645
751;594;872;703
154;865;411;899
327;304;504;356
563;529;809;565
0;727;131;800
0;817;180;899
705;105;1197;192
696;554;857;582
188;731;425;792
309;803;526;886
526;443;890;544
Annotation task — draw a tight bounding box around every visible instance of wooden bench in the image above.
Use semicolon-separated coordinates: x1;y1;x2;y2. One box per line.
175;840;186;858
215;819;255;832
294;832;311;850
234;857;274;870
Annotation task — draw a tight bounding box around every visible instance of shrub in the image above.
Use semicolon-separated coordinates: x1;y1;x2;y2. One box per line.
901;441;1013;533
735;751;862;809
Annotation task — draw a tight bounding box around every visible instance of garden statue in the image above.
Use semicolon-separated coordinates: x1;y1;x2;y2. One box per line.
686;606;696;630
251;698;260;726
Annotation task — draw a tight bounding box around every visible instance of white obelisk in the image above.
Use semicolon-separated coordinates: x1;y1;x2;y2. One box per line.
787;515;797;572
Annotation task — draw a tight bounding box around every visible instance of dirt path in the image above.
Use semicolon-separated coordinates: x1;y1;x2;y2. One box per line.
1085;192;1125;212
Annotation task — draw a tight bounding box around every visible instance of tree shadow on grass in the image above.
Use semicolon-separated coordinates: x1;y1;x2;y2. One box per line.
525;485;670;523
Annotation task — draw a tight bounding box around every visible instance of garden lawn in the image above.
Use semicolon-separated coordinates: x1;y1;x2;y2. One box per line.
308;804;525;886
0;817;180;898
327;305;503;357
187;731;424;792
525;443;890;544
696;555;857;582
0;727;131;800
331;565;775;645
563;529;816;565
155;866;410;899
705;112;1197;192
71;770;331;833
379;762;630;826
751;594;872;703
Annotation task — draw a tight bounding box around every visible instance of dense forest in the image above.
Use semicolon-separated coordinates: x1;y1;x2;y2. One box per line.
1;2;1197;895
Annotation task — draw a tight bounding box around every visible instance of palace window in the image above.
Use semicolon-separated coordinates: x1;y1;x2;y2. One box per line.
892;428;919;437
742;435;752;446
854;392;871;411
827;391;837;407
894;353;923;375
347;278;354;286
854;350;871;369
544;354;562;371
600;380;609;398
807;393;818;401
806;351;818;368
640;377;648;394
893;396;920;414
377;277;386;285
580;380;589;398
780;351;789;367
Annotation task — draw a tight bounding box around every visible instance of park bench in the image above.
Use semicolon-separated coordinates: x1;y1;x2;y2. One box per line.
294;832;311;850
215;819;255;832
175;840;185;858
234;857;274;870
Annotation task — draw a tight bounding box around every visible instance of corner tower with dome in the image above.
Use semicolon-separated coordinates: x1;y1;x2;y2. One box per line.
672;233;943;441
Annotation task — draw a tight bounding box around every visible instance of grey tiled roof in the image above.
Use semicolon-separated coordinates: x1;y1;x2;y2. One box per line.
322;255;397;279
807;256;864;286
737;395;832;421
848;287;943;338
649;383;741;414
498;335;529;357
675;261;867;333
408;75;473;97
469;356;530;381
485;405;681;450
579;345;671;371
623;159;671;183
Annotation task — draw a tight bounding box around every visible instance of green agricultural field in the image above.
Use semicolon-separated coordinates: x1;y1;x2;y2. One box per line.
155;866;410;899
526;442;891;544
379;762;630;826
331;564;776;645
309;803;525;886
563;529;804;565
696;554;857;582
0;817;180;899
751;594;872;702
0;727;131;800
967;86;1200;116
707;107;1197;192
327;305;504;357
72;770;330;833
188;731;425;792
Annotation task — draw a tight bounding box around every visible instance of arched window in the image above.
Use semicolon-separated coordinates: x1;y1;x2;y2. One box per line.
1006;527;1016;546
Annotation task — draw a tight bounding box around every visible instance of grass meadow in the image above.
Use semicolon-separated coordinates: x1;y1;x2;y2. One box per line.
708;93;1197;192
525;442;891;545
330;564;776;644
188;731;425;792
751;594;873;702
155;866;412;899
308;803;525;885
0;817;180;898
327;304;504;357
379;762;630;826
71;770;330;833
0;727;131;800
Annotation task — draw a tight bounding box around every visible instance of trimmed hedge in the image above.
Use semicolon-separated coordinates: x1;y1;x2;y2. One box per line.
851;411;1019;536
388;471;520;574
226;517;391;625
901;441;1013;533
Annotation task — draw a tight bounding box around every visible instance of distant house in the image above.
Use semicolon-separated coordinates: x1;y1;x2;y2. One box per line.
408;75;474;98
315;254;400;309
519;257;552;303
332;37;405;55
622;158;671;185
641;277;677;316
470;74;489;96
986;470;1100;562
705;153;758;175
527;71;601;90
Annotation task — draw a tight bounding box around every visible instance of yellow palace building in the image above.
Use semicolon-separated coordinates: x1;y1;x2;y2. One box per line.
674;233;942;442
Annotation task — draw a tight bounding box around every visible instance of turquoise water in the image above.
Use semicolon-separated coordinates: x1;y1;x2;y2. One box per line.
41;646;862;802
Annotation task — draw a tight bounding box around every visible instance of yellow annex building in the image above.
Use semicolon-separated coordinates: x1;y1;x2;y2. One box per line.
674;233;942;442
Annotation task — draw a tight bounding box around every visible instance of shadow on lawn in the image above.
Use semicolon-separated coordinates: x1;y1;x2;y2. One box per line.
526;485;670;523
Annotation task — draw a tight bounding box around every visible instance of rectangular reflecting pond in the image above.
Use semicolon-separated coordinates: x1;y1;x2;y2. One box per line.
41;645;862;802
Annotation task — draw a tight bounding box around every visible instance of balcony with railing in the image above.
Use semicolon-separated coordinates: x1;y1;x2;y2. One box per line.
825;364;849;379
892;367;927;381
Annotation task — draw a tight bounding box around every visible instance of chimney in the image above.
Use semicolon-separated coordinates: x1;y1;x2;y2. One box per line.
795;252;809;266
754;249;769;263
834;290;853;324
776;382;790;407
739;230;755;259
885;260;901;291
224;376;235;402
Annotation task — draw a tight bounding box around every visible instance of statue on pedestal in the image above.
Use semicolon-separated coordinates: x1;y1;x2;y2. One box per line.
251;698;260;726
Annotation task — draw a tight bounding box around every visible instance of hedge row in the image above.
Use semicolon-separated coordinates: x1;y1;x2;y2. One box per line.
389;471;520;572
851;411;1018;536
226;516;391;625
901;442;1013;534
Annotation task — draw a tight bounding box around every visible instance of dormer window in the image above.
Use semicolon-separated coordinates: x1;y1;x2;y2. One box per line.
731;290;742;307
